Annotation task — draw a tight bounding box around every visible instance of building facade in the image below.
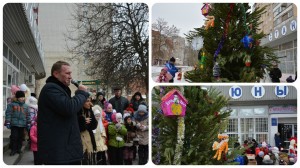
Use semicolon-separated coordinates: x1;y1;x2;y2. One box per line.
255;3;297;81
215;85;297;149
171;36;185;65
37;3;95;96
3;3;46;108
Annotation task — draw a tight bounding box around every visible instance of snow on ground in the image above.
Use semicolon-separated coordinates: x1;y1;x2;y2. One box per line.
151;66;193;83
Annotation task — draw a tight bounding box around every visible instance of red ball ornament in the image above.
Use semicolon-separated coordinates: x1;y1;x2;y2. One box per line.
245;55;251;67
245;62;251;67
214;111;219;117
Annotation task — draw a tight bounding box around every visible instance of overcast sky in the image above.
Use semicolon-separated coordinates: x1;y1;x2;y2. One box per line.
152;3;254;37
152;3;206;37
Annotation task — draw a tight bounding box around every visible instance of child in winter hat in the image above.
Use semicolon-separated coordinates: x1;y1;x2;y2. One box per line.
11;85;20;96
112;113;123;124
123;112;131;121
133;104;148;165
104;102;114;123
92;105;105;133
15;90;25;99
19;84;27;92
123;115;137;165
262;154;273;165
19;83;31;104
156;67;172;83
272;147;280;165
134;104;148;122
28;96;38;126
30;116;40;164
107;112;127;164
92;105;108;165
125;103;135;114
5;90;30;156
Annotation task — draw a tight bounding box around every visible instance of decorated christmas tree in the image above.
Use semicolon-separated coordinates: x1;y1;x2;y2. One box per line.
185;3;278;82
152;86;245;165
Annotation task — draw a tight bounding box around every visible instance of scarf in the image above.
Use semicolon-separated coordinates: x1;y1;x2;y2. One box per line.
96;115;104;133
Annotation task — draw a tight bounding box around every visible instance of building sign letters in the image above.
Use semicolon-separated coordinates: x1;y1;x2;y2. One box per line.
269;105;296;114
229;86;242;99
275;86;288;98
269;20;297;42
229;86;289;99
251;85;265;98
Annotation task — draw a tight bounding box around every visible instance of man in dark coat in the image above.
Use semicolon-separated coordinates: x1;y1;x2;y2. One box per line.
269;63;282;83
38;61;89;165
274;132;282;150
109;87;129;115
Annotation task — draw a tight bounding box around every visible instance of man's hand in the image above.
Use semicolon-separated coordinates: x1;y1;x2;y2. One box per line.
78;84;88;92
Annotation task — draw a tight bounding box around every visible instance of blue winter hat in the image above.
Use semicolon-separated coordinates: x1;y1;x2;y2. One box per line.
137;104;148;113
258;151;264;157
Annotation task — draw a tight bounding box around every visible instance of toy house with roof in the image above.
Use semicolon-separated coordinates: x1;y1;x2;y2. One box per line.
161;89;188;117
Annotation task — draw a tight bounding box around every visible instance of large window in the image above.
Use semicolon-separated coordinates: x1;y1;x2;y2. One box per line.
277;41;297;74
228;119;238;132
226;106;269;144
3;87;6;110
3;62;7;85
3;44;27;112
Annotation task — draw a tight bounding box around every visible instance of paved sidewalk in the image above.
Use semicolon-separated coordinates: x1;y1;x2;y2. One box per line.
3;126;141;165
3;127;29;165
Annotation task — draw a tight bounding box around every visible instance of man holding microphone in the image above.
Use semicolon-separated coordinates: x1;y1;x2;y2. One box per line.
38;61;89;165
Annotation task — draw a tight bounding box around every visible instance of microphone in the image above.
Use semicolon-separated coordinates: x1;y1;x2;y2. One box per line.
71;79;79;88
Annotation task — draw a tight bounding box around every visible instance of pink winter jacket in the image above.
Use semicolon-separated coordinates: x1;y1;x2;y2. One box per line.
30;124;38;151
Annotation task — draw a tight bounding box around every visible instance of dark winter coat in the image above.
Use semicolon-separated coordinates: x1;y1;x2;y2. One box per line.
5;100;30;127
274;134;282;148
105;111;114;123
134;110;148;145
78;108;98;151
124;116;137;143
130;92;145;111
130;100;147;112
255;156;263;165
37;76;89;164
109;96;129;115
269;68;282;82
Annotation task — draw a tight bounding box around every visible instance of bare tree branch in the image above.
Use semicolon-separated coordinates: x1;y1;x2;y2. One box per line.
65;3;149;93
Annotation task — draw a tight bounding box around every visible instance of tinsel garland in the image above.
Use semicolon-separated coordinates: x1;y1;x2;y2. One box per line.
173;116;185;165
213;3;234;62
153;108;163;164
160;86;166;97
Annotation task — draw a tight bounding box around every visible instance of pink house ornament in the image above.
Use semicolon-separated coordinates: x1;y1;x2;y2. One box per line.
201;3;211;17
161;89;188;117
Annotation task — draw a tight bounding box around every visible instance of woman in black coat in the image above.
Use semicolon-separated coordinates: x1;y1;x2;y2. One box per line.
94;92;106;109
78;97;98;165
130;92;146;111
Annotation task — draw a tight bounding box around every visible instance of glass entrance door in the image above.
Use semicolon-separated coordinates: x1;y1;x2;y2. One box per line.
278;124;297;149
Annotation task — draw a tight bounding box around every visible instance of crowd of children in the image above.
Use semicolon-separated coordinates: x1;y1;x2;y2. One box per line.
235;138;297;165
4;84;149;165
